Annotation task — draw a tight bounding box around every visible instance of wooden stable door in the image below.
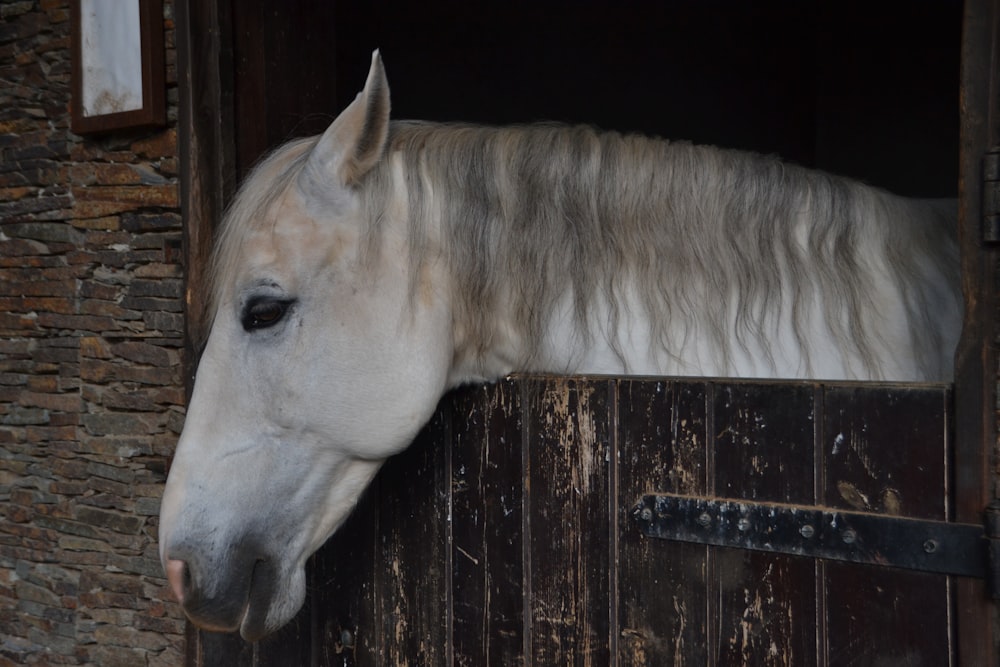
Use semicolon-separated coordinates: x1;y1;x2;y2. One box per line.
198;376;978;666
320;378;970;666
184;377;993;666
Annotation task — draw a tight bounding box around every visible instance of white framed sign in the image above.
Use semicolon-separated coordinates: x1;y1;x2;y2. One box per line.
71;0;165;134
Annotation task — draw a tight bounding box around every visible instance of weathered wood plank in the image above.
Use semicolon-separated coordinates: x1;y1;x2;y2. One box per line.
376;408;452;666
189;626;253;667
713;550;818;667
824;563;951;667
310;482;381;667
822;385;949;520
526;378;612;666
712;382;818;667
451;380;526;666
230;0;340;175
252;607;312;667
617;379;710;666
712;382;816;502
822;385;953;666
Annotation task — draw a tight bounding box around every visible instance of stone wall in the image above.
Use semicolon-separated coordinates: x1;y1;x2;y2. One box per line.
0;1;185;665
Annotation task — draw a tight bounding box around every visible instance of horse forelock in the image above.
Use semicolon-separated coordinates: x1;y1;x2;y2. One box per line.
201;137;318;346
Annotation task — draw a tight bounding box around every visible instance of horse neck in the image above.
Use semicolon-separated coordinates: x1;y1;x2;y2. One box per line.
445;277;661;386
445;285;549;386
399;122;959;386
440;219;634;387
425;128;666;385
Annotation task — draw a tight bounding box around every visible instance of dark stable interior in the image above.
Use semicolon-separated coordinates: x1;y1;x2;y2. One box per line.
232;1;962;198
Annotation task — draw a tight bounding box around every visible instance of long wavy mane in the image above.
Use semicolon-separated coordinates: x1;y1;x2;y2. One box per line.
358;121;958;380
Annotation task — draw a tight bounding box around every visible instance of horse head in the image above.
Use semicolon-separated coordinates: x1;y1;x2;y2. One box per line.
158;52;453;640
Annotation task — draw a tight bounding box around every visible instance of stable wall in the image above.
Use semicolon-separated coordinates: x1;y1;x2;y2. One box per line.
0;1;185;665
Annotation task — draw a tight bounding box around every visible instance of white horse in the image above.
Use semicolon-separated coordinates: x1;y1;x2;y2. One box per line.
159;52;961;640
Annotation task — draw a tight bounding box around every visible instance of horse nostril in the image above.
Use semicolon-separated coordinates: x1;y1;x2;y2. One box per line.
166;558;189;604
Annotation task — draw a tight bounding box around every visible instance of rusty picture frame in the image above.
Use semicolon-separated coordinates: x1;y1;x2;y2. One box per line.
70;0;165;134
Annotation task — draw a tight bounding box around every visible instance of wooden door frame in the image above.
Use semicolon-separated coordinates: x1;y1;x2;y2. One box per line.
176;0;234;376
175;0;240;664
175;0;999;662
955;1;1000;663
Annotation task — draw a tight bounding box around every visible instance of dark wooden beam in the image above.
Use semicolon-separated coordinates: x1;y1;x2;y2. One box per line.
176;0;235;391
176;1;241;663
955;0;1000;663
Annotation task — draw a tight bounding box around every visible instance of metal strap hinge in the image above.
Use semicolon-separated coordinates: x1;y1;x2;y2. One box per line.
634;494;992;584
982;148;1000;243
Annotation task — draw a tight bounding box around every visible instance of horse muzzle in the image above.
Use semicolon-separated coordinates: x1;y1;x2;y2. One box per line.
164;537;288;642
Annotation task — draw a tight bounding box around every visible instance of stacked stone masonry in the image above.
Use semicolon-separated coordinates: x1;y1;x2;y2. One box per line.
1;1;185;665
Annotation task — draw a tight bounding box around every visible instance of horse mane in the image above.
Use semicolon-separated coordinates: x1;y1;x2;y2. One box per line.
360;121;959;380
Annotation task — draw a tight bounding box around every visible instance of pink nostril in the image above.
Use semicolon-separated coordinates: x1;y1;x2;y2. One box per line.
166;558;187;604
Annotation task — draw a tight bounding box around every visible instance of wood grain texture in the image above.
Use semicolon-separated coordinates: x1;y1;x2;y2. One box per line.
311;483;380;667
824;563;951;667
451;380;526;666
617;380;709;666
525;378;612;666
821;385;954;666
712;382;818;666
230;0;340;176
377;408;452;666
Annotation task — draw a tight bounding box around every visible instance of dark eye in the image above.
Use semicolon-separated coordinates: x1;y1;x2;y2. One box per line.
242;298;292;331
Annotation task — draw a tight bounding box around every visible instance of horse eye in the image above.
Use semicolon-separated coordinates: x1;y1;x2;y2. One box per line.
242;299;291;331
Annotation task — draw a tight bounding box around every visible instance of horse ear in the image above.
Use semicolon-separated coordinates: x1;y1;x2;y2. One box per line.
304;50;390;189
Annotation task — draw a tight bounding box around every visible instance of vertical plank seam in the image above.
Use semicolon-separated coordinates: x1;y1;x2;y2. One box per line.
374;466;383;663
521;379;533;667
943;386;957;667
608;379;620;667
446;396;455;667
813;384;824;521
946;575;957;667
943;386;953;523
308;546;317;667
705;382;718;667
814;384;828;667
